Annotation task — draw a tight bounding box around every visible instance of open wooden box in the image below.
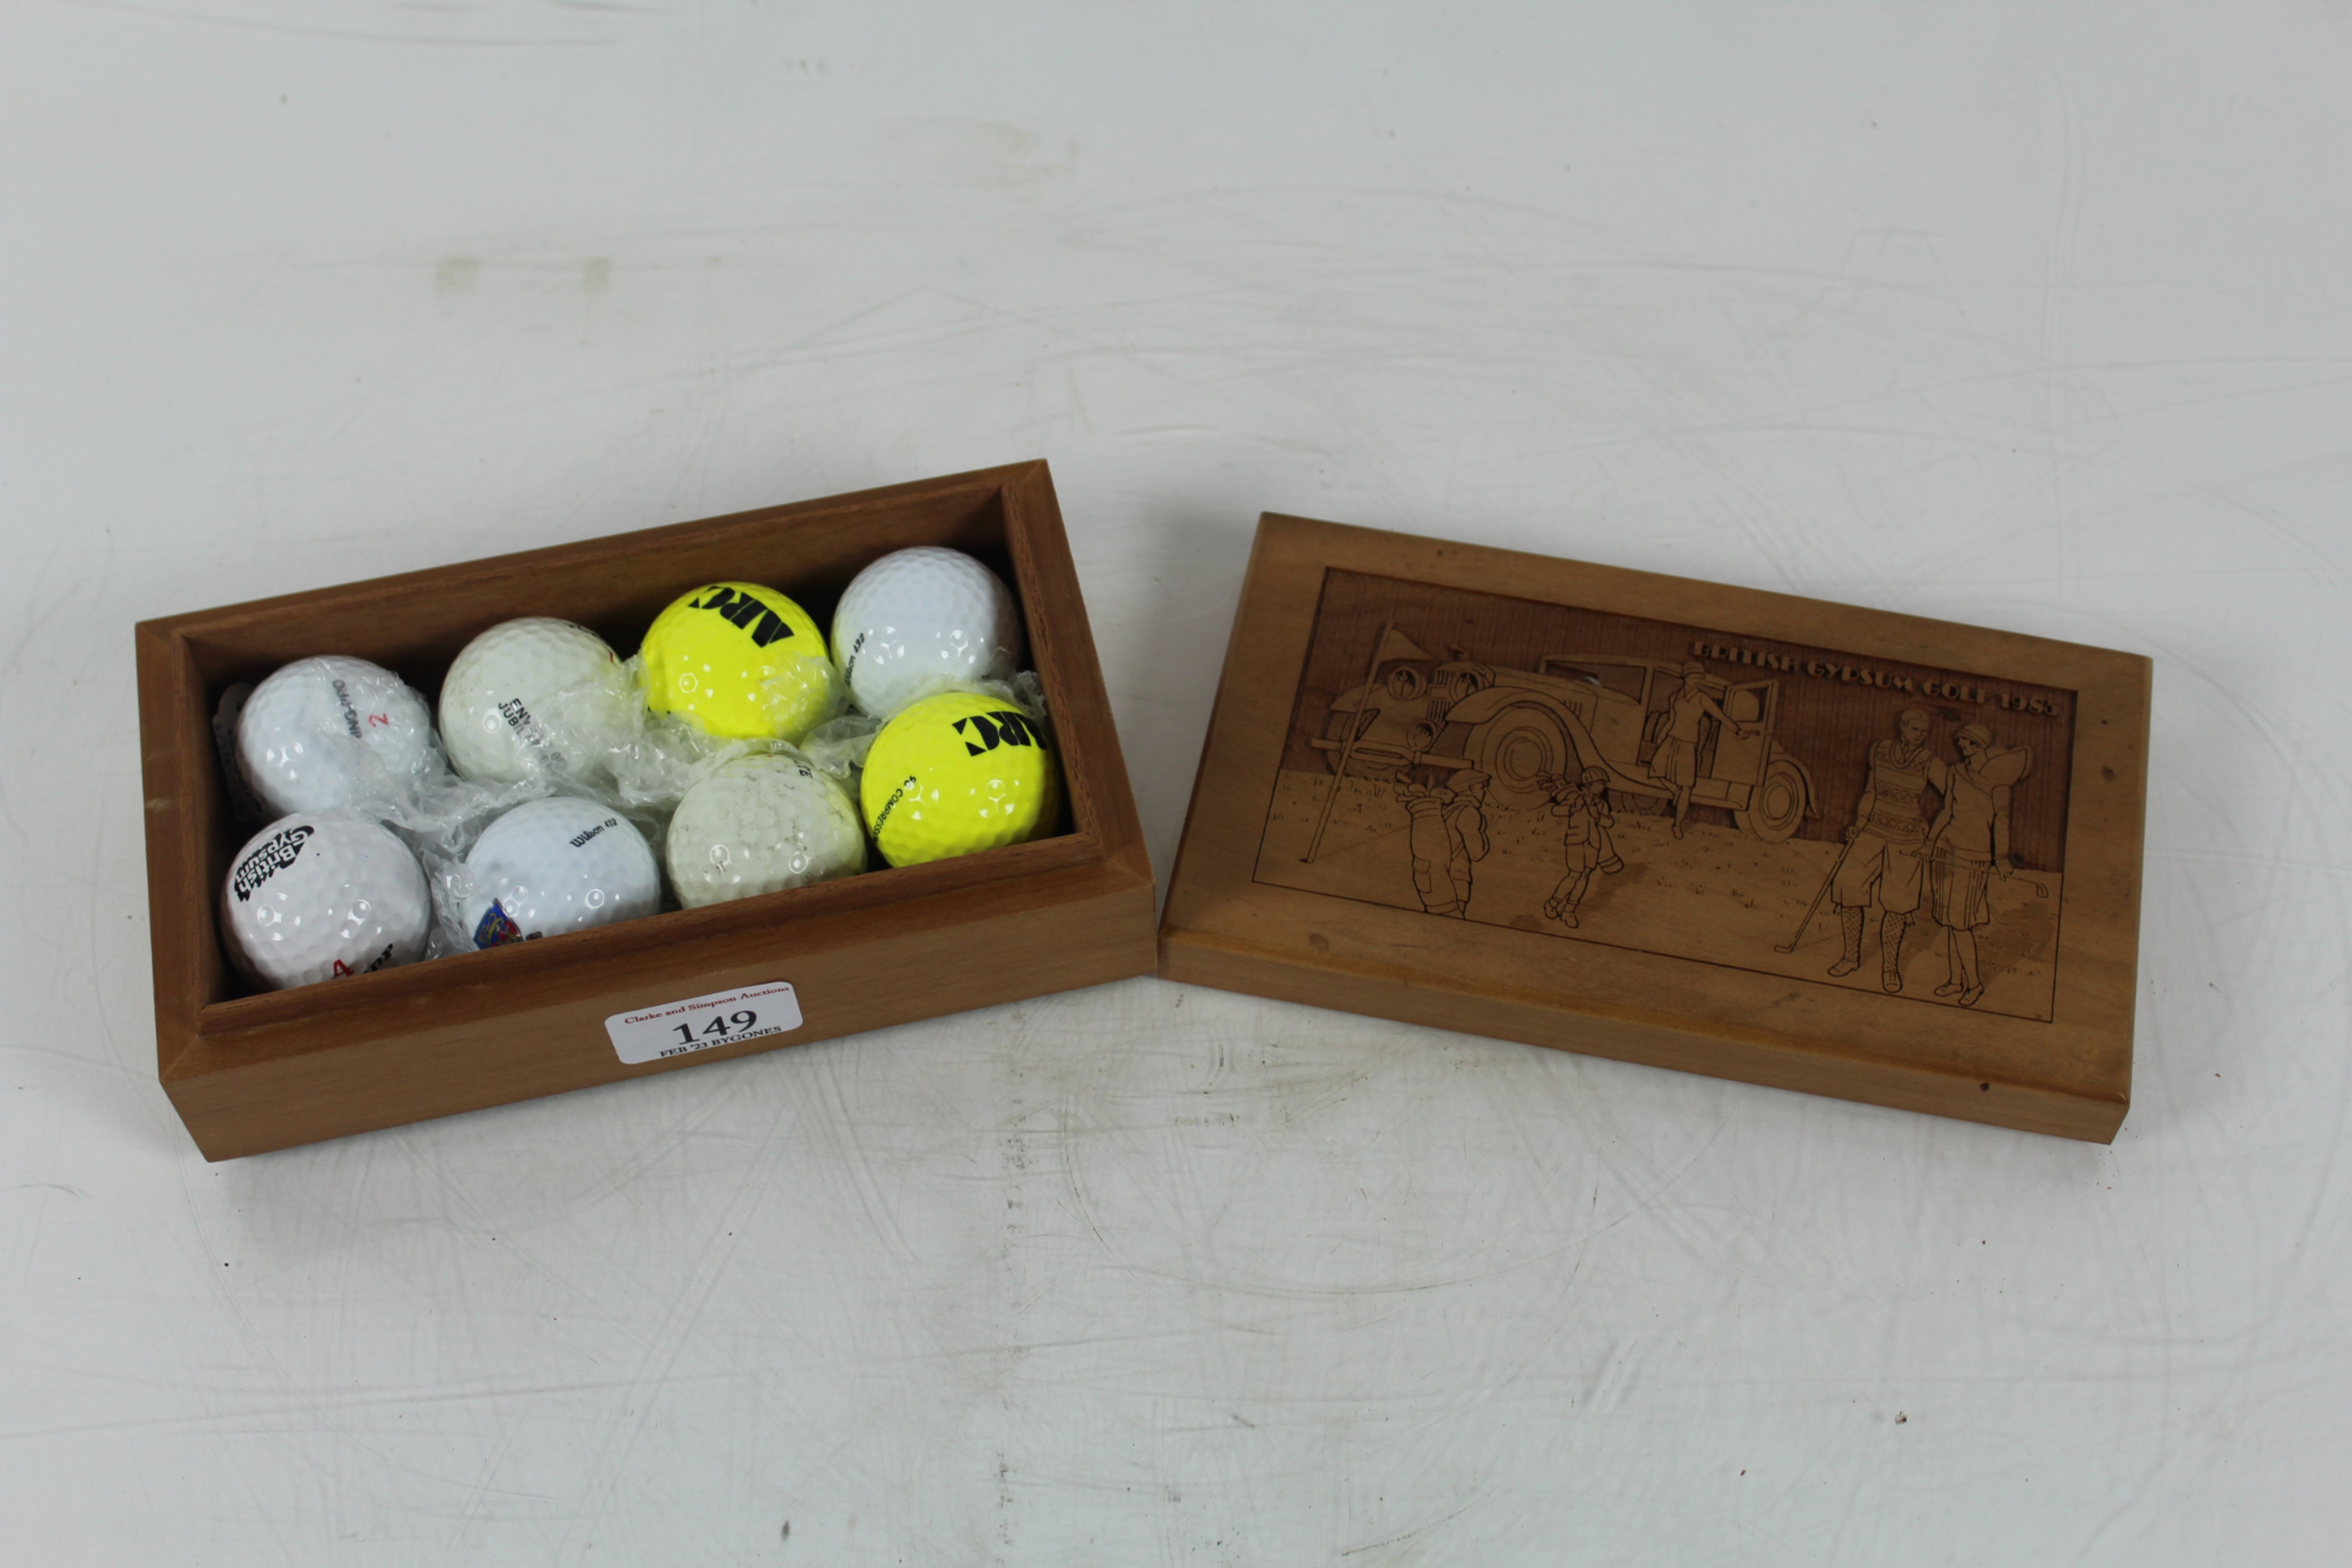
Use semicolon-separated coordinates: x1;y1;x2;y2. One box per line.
137;462;1156;1160
1160;514;2152;1142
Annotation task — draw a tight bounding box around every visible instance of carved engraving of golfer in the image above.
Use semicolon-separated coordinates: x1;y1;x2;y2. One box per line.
1540;765;1623;928
1924;723;2031;1007
1827;706;1950;992
1399;769;1491;917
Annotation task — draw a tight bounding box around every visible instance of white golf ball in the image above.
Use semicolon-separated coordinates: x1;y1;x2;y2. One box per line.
666;755;867;908
831;547;1023;719
236;656;438;817
220;811;431;990
461;796;661;948
439;617;637;784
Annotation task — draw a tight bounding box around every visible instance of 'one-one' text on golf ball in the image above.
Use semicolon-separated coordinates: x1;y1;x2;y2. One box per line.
236;656;438;817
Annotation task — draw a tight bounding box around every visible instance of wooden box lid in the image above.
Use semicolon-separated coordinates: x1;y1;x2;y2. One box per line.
1158;514;2152;1142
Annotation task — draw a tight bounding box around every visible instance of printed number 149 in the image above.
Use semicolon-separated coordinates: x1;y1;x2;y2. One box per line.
673;1009;758;1044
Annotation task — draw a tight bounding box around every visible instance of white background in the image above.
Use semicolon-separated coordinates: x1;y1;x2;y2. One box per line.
4;4;2348;1563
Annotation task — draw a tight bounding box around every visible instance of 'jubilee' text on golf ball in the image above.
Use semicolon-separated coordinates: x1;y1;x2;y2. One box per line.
439;618;637;784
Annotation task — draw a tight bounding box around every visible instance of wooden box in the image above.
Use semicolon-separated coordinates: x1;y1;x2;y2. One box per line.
1159;514;2151;1142
138;462;1156;1160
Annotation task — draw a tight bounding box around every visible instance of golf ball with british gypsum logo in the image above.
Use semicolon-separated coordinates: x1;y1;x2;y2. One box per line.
220;811;431;990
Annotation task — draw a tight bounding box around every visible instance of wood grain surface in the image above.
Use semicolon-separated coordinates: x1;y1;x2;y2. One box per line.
138;463;1156;1158
16;8;2347;1562
1161;514;2151;1140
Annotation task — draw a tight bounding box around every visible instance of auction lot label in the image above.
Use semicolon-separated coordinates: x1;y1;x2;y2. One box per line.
605;981;804;1065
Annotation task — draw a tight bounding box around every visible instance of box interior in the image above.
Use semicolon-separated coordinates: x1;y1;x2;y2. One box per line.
171;481;1083;1021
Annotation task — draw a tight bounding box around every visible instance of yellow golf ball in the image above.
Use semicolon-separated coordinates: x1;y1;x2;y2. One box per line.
640;582;834;742
861;691;1061;866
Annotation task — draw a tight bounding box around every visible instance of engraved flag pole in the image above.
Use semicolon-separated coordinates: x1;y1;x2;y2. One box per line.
1303;623;1431;864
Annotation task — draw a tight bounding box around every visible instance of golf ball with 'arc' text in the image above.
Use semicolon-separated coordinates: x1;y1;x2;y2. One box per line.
860;691;1061;866
439;617;638;784
666;755;867;908
831;546;1024;719
638;581;834;742
461;796;662;948
220;811;431;990
236;657;438;816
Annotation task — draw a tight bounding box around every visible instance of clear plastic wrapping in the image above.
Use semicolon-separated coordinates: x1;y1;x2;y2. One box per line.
207;578;1057;983
213;658;549;860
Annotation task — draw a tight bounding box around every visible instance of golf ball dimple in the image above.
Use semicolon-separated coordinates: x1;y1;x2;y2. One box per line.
831;547;1024;719
236;656;438;816
860;691;1061;867
638;581;834;742
220;811;431;990
461;796;662;948
439;618;637;784
666;755;867;908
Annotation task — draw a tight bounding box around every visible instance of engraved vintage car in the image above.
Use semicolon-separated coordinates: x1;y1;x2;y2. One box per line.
1312;649;1816;840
